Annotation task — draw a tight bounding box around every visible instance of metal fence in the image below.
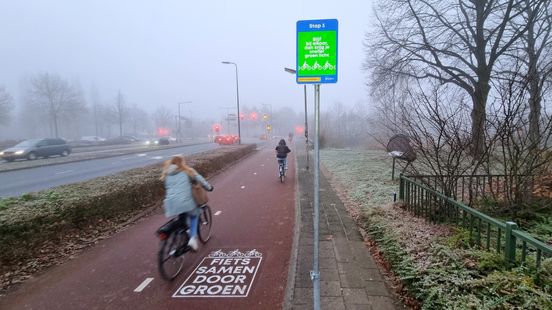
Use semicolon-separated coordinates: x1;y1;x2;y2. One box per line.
399;175;552;278
404;174;536;206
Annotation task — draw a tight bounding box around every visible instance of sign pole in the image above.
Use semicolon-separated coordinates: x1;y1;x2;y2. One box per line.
312;84;321;310
304;85;309;170
296;19;337;310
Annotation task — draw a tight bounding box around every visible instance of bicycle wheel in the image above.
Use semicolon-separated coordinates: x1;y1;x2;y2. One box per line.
158;230;186;281
198;205;213;243
279;165;285;183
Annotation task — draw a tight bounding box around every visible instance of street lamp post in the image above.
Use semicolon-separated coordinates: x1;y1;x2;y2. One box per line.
222;61;241;144
284;67;309;170
178;101;192;143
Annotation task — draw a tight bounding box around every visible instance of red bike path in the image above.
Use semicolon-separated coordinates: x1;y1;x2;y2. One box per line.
0;146;296;310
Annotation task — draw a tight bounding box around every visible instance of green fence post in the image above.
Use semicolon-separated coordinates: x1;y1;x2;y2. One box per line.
505;221;518;267
399;175;404;200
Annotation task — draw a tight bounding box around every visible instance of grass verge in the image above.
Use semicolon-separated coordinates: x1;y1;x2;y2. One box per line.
321;148;552;309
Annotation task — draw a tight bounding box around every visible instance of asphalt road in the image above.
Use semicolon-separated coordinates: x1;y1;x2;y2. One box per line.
0;146;296;310
0;143;220;197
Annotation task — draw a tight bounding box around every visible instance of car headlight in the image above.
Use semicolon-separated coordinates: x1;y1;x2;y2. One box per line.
145;141;151;145
15;150;24;155
0;151;3;155
154;140;159;144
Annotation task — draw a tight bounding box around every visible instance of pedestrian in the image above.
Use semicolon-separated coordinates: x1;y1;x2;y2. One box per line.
160;155;213;251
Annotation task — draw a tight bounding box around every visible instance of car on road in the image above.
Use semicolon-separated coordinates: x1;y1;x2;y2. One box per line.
143;137;170;146
0;138;72;162
105;136;136;145
80;136;106;144
216;135;238;145
158;137;170;145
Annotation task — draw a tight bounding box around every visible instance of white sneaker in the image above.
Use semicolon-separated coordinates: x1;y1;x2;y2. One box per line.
188;236;199;251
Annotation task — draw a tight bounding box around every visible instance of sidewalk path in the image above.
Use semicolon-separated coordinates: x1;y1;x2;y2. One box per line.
287;145;403;310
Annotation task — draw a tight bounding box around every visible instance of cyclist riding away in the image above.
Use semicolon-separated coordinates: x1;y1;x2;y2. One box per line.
160;155;213;251
275;139;291;171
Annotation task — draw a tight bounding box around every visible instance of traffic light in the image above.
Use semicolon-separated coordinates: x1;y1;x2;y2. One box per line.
213;124;221;134
157;127;169;136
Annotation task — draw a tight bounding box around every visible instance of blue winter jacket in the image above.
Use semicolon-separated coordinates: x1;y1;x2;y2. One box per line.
162;165;212;217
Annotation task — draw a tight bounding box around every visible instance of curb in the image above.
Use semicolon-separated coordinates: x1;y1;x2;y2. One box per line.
283;147;302;310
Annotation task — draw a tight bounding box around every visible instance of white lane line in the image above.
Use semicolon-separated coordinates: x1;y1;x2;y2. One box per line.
137;153;147;157
55;170;73;175
260;164;265;167
134;278;154;292
253;172;257;175
214;211;222;216
151;156;163;160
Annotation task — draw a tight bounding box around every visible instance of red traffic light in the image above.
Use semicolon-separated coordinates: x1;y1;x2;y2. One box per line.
212;123;221;134
157;127;169;136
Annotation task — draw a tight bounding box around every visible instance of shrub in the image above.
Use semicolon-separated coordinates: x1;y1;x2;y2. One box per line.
0;145;255;267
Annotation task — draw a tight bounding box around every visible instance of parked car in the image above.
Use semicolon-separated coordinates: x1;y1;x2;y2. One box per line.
121;135;139;142
105;136;135;145
80;136;106;143
0;138;72;162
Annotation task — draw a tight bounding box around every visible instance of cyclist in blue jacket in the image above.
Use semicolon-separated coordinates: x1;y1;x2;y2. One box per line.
160;155;213;251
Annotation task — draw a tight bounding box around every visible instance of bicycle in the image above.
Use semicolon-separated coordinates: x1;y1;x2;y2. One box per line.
156;204;213;281
278;158;286;183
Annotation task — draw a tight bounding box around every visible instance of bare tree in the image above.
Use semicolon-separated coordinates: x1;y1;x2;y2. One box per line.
25;73;85;138
366;0;547;155
386;81;479;196
485;62;552;212
0;86;14;126
112;90;126;137
97;103;116;137
153;105;173;129
517;0;552;148
89;85;101;137
128;104;149;135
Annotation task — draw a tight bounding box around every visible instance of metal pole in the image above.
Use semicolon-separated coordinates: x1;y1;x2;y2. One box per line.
304;85;309;170
178;103;181;143
312;84;320;310
234;64;241;144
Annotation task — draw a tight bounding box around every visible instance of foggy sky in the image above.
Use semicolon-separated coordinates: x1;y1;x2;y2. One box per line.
0;0;374;120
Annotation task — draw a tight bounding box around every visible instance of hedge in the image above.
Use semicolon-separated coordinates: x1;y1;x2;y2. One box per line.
0;144;256;266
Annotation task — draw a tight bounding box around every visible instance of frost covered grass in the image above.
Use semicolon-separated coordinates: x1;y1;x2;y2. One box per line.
321;148;552;309
321;149;398;207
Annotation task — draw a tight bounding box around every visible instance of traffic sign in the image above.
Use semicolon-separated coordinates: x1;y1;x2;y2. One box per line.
296;19;338;84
